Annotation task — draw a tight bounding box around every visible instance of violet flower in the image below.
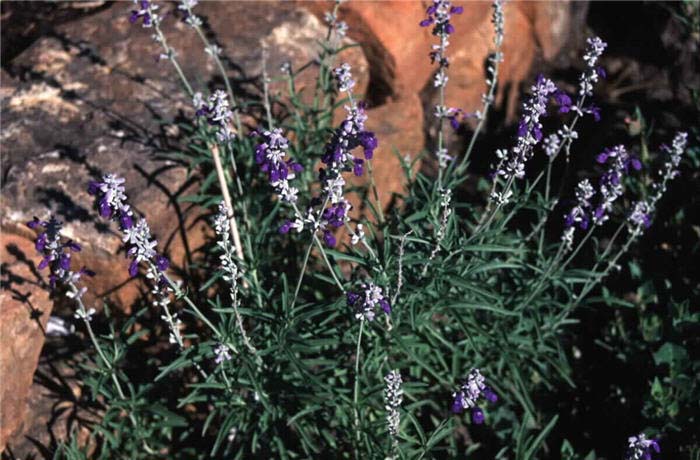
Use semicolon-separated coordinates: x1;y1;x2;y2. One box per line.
451;368;498;424
626;434;660;460
593;145;640;225
347;282;391;321
26;216;94;292
491;75;557;204
88;175;170;283
315;63;377;246
253;128;302;204
626;131;688;236
420;0;463;38
193;90;236;143
129;0;159;28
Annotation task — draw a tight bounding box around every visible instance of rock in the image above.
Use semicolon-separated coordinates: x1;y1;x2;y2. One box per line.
0;233;53;449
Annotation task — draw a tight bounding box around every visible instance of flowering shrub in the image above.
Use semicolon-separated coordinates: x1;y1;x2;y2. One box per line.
25;1;693;459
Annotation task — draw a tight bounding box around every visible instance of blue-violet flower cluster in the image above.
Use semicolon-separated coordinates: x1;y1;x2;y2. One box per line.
193;90;236;143
451;368;498;424
626;434;660;460
27;216;93;297
254;128;302;204
347;282;391;321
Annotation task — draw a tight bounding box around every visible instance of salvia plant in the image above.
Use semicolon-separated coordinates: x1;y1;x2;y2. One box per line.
24;0;692;458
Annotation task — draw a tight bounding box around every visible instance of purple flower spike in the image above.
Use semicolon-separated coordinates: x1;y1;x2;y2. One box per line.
471;407;485;424
451;369;497;424
349;282;390;321
626;434;660;460
254;128;299;204
421;0;461;37
27;215;94;296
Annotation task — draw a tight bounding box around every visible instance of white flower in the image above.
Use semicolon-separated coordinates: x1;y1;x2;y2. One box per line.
214;343;233;364
350;223;365;245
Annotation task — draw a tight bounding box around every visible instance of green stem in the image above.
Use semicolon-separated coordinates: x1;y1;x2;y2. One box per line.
353;319;365;453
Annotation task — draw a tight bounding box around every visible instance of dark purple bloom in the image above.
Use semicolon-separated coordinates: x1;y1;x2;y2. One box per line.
483;387;498;403
420;0;462;36
596;149;610;164
626;434;660;460
59;254;71;271
87;180;100;195
353;158;364;177
279;220;292;234
346;291;360;307
66;241;81;252
323;230;336;248
596;66;607;79
129;259;140;278
26;216;93;292
129;1;153;26
451;392;465;414
379;298;391;315
452;369;497;424
359;131;378;159
35;233;47;252
629;157;642;171
554;90;572;113
471;407;485;424
38;257;50;270
120;214;134;230
585;105;602;122
27;217;41;229
155;255;170;272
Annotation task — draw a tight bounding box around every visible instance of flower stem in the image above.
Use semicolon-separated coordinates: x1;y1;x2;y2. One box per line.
353;318;365;455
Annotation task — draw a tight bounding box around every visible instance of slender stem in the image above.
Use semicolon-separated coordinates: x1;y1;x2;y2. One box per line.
313;233;346;293
452;52;501;177
290;238;315;311
366;160;385;225
152;21;194;96
182;9;243;134
211;144;245;262
262;44;274;131
353;319;365;453
161;271;221;340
